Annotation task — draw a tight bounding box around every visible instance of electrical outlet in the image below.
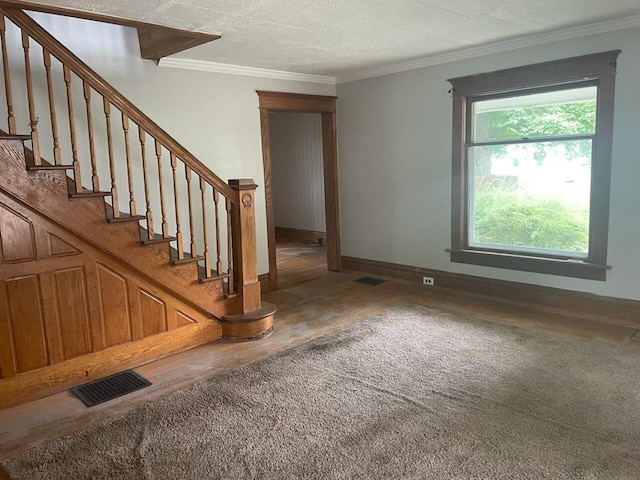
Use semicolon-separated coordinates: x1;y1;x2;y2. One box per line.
422;276;434;286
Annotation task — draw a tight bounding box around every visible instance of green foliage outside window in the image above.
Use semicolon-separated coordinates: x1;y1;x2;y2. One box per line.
471;98;594;253
473;181;589;253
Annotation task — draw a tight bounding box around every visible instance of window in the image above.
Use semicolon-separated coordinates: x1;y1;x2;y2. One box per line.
448;51;620;280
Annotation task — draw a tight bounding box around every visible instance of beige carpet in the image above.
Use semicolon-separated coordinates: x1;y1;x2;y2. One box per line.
4;304;640;479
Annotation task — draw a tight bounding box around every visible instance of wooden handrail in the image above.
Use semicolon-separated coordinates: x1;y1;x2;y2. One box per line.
0;7;237;203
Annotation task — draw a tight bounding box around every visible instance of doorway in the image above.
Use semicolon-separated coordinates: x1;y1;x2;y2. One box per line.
257;91;341;290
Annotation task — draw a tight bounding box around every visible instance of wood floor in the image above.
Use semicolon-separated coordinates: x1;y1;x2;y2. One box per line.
1;240;638;467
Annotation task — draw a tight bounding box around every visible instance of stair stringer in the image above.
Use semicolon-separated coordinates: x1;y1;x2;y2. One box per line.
0;138;238;319
0;187;223;408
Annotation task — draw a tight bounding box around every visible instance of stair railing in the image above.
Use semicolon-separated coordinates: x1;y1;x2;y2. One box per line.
0;7;263;314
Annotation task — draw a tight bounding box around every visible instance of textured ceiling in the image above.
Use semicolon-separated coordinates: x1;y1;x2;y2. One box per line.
22;0;640;76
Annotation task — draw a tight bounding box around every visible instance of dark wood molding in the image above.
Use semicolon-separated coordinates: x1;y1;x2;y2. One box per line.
342;256;640;330
259;108;278;290
222;301;276;341
257;91;337;113
0;0;220;60
448;50;621;96
275;227;327;243
448;50;619;280
257;91;341;289
258;273;271;293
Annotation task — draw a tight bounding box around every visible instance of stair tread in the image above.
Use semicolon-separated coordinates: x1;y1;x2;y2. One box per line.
0;134;31;140
197;264;230;283
69;190;111;198
140;231;177;245
107;212;146;223
198;272;230;284
28;164;74;171
171;253;205;266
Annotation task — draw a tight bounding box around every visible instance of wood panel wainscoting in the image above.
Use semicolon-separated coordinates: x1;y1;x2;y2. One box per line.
342;256;640;330
0;192;222;409
275;227;327;244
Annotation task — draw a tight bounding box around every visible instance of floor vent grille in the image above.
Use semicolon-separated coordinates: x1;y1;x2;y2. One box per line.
71;370;152;407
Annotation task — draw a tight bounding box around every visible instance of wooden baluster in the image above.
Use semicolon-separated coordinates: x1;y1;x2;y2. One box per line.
200;177;211;279
154;140;169;238
213;188;222;275
226;197;234;294
83;81;99;191
138;127;153;235
21;30;40;165
121;113;136;215
170;153;184;260
185;165;197;256
103;98;119;217
43;49;61;165
0;16;16;134
63;65;81;193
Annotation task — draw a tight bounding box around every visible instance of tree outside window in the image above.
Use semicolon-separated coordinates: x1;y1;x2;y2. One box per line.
448;51;619;280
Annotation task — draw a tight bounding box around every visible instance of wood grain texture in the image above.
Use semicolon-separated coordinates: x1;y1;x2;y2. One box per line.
0;139;227;317
0;0;220;60
342;255;640;330
48;233;79;256
259;108;278;289
4;243;636;463
275;227;327;243
175;311;196;328
222;301;276;341
136;26;218;60
257;92;341;287
229;180;261;313
0;204;35;263
257;91;337;113
0;191;222;408
52;268;93;359
0;318;221;409
258;273;271;293
1;8;234;200
96;264;131;347
139;289;167;338
321;112;341;272
4;275;48;373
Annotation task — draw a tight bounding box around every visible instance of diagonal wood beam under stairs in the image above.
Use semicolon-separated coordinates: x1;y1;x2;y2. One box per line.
0;0;220;60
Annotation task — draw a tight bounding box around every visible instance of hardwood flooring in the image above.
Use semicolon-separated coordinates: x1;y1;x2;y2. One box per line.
0;240;638;466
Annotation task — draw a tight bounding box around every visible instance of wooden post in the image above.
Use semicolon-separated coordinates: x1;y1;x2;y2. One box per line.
229;179;261;313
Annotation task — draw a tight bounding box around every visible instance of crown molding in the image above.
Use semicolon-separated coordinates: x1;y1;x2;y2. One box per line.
157;57;337;85
157;15;640;86
335;15;640;84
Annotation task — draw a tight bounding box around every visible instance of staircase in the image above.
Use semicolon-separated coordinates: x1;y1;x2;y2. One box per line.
0;7;274;408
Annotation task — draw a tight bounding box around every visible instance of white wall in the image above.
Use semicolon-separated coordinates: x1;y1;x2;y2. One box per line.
337;27;640;300
270;112;326;232
5;13;335;275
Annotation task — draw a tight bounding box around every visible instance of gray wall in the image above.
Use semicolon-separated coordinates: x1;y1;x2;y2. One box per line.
337;27;640;300
270;113;326;233
9;13;336;275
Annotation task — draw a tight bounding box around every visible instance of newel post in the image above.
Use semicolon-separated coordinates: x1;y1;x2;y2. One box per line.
228;179;261;313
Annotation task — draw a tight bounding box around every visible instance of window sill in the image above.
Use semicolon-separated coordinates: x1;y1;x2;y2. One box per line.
448;249;610;281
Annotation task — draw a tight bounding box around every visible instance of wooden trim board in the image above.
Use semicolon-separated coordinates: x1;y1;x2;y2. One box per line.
342;256;640;330
258;273;271;293
0;0;220;59
275;227;327;243
258;91;341;290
